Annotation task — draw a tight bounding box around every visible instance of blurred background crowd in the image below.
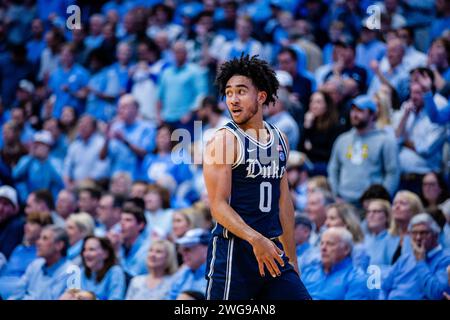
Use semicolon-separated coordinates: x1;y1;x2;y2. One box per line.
0;0;450;300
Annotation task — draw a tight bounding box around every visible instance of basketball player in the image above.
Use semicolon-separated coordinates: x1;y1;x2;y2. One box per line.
203;55;311;300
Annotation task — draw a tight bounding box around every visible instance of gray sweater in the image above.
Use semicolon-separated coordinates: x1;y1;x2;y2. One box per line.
327;128;400;204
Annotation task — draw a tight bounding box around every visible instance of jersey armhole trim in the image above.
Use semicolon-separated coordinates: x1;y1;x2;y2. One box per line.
216;126;244;169
270;123;289;157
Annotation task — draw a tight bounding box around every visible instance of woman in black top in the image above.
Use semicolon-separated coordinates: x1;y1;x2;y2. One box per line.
300;90;344;176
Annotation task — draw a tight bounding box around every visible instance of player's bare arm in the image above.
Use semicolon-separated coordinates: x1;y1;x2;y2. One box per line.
203;128;285;278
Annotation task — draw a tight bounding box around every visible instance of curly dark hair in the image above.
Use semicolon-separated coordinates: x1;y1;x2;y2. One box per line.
215;54;279;106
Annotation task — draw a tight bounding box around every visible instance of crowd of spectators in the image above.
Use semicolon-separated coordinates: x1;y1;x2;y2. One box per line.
0;0;450;300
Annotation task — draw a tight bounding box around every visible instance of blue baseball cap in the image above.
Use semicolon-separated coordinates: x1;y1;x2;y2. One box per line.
176;228;211;247
351;95;377;113
295;215;312;230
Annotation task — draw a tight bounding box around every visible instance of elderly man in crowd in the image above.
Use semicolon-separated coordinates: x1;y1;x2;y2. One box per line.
381;213;450;300
301;227;370;300
9;226;74;300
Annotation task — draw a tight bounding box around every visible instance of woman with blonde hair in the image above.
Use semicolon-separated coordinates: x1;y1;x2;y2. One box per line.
126;240;179;300
389;190;424;264
373;84;398;137
363;199;395;268
325;203;369;270
65;212;95;265
307;175;332;194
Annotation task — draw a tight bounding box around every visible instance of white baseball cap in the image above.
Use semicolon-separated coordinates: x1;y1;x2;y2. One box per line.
0;185;18;209
275;70;293;87
438;199;450;218
33;130;54;146
18;79;35;94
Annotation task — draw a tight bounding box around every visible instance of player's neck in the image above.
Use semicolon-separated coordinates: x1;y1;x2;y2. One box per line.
237;108;264;132
239;119;270;144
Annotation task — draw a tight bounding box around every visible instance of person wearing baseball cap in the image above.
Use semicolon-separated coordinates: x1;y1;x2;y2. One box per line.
12;130;63;200
327;94;400;205
0;185;24;259
294;215;317;270
166;228;211;299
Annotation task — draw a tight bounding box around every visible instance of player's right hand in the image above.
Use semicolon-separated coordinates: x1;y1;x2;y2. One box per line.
252;235;285;278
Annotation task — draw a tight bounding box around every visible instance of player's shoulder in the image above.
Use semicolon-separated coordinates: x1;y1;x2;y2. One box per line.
206;124;236;146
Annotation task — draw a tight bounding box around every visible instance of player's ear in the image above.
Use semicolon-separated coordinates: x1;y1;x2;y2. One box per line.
257;91;267;105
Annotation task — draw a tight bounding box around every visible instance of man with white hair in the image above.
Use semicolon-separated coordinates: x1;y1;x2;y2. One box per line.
381;213;450;300
300;227;370;300
100;94;156;179
367;37;410;96
9;226;74;300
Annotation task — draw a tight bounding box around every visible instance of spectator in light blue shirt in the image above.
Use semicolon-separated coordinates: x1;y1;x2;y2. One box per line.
306;188;335;247
10;107;35;149
26;19;46;67
9;225;74;300
65;213;95;265
301;227;370;300
43;118;69;174
109;42;132;95
48;43;89;118
63;115;110;188
324;203;370;271
100;94;156;179
294;215;316;268
166;228;210;300
416;71;450;125
355;26;386;80
367;38;410;97
113;202;151;277
139;124;193;188
0;211;53;299
80;236;126;300
157;40;207;129
381;213;450;300
392;80;446;175
85;15;105;50
144;184;174;239
363;199;397;272
13;130;64;200
94;193;122;238
85;48;121;123
126;239;179;300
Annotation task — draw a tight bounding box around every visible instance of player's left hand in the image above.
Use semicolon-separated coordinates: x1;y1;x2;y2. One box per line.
251;235;285;278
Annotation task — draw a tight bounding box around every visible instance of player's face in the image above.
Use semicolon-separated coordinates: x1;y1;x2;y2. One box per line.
225;75;260;125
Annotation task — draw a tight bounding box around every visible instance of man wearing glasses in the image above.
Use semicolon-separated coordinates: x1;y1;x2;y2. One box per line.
381;213;450;300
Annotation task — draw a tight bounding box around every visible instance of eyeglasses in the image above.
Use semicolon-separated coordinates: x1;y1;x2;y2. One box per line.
411;230;432;236
366;209;385;214
178;246;196;253
422;182;438;187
